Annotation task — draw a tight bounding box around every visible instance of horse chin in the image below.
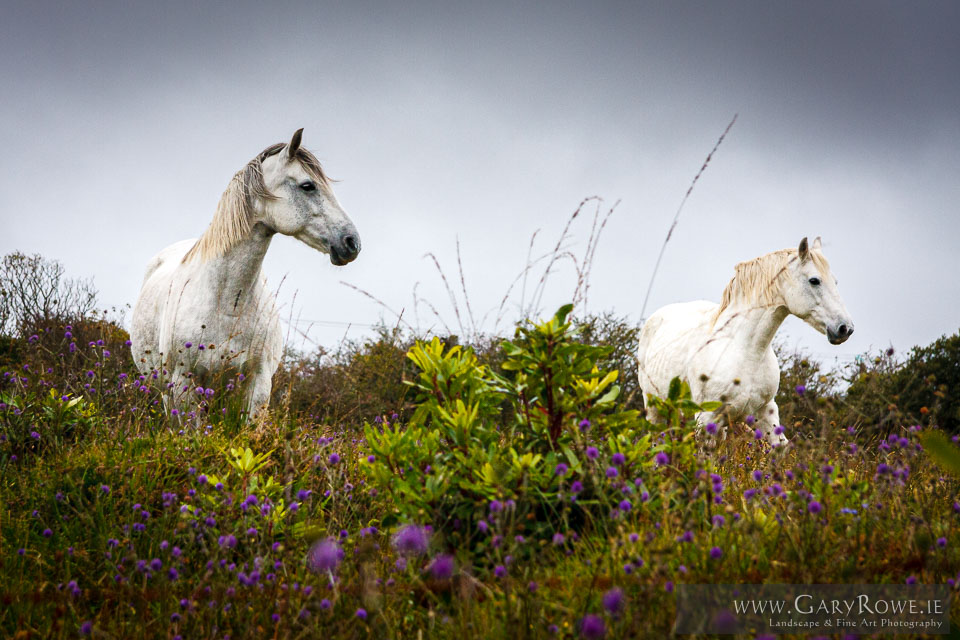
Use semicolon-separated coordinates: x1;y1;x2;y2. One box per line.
827;331;848;345
329;249;348;267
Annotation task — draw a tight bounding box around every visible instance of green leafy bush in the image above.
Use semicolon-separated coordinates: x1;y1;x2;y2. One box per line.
362;306;717;566
843;330;960;433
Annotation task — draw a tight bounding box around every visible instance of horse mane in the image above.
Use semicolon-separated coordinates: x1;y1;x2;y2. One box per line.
716;247;831;314
182;143;331;263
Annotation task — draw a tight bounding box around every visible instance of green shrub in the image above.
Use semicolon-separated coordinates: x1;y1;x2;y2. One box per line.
362;305;716;566
843;329;960;433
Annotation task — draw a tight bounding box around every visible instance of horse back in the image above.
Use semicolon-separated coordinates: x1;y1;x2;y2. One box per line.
140;239;198;287
637;300;718;399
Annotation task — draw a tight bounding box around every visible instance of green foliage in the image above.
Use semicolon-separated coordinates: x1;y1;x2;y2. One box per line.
364;306;686;562
499;304;637;448
574;311;643;411
844;329;960;433
225;445;275;476
645;376;721;431
3;253;960;638
405;335;501;438
920;430;960;477
0;388;100;457
273;325;413;424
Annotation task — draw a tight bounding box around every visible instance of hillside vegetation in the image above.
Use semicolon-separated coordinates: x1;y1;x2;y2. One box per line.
1;253;959;639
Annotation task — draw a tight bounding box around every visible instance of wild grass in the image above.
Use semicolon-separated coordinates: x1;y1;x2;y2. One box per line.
1;312;958;639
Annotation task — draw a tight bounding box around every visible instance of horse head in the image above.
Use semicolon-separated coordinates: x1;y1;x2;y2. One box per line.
259;129;361;266
783;236;854;345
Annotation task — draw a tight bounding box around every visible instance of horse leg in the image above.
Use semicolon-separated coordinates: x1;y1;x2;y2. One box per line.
643;397;662;424
245;372;272;420
758;400;788;446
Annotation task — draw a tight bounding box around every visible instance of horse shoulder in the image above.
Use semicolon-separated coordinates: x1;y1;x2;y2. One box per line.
638;300;718;399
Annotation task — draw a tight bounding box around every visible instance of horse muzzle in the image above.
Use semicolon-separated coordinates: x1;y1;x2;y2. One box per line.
329;233;361;266
827;321;854;345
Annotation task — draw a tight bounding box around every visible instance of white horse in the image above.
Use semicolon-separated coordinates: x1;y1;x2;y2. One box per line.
131;129;360;416
637;237;853;445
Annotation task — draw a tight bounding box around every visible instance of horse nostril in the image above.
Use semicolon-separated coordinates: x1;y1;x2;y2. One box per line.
343;235;359;255
838;324;849;337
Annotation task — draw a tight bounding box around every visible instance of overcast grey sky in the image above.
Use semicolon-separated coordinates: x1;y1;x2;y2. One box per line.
1;1;958;365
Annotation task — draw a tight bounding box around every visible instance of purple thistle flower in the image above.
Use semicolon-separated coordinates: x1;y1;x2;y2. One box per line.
618;499;632;512
328;452;340;465
579;418;591;432
393;524;429;556
555;462;569;476
80;621;93;635
489;500;503;513
552;533;565;546
586;446;599;459
602;587;625;616
306;540;341;573
709;546;723;559
654;451;669;466
580;614;606;639
611;452;626;466
355;608;367;620
936;537;947;548
570;480;584;493
606;466;618;478
705;422;717;435
428;554;455;580
795;384;806;396
494;564;507;578
808;501;823;514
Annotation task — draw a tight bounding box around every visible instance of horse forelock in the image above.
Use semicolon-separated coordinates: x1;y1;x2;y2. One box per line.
182;143;331;264
716;247;831;314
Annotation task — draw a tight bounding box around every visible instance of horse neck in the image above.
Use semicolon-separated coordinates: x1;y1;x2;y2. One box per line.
213;222;275;300
715;302;789;358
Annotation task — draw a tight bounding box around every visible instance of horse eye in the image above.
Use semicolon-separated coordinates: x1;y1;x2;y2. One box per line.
299;181;316;192
808;277;821;286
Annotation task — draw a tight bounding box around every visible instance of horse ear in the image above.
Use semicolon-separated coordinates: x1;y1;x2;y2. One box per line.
285;128;303;160
812;236;822;250
798;237;809;262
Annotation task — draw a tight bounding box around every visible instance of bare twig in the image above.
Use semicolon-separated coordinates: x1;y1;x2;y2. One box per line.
639;114;738;320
